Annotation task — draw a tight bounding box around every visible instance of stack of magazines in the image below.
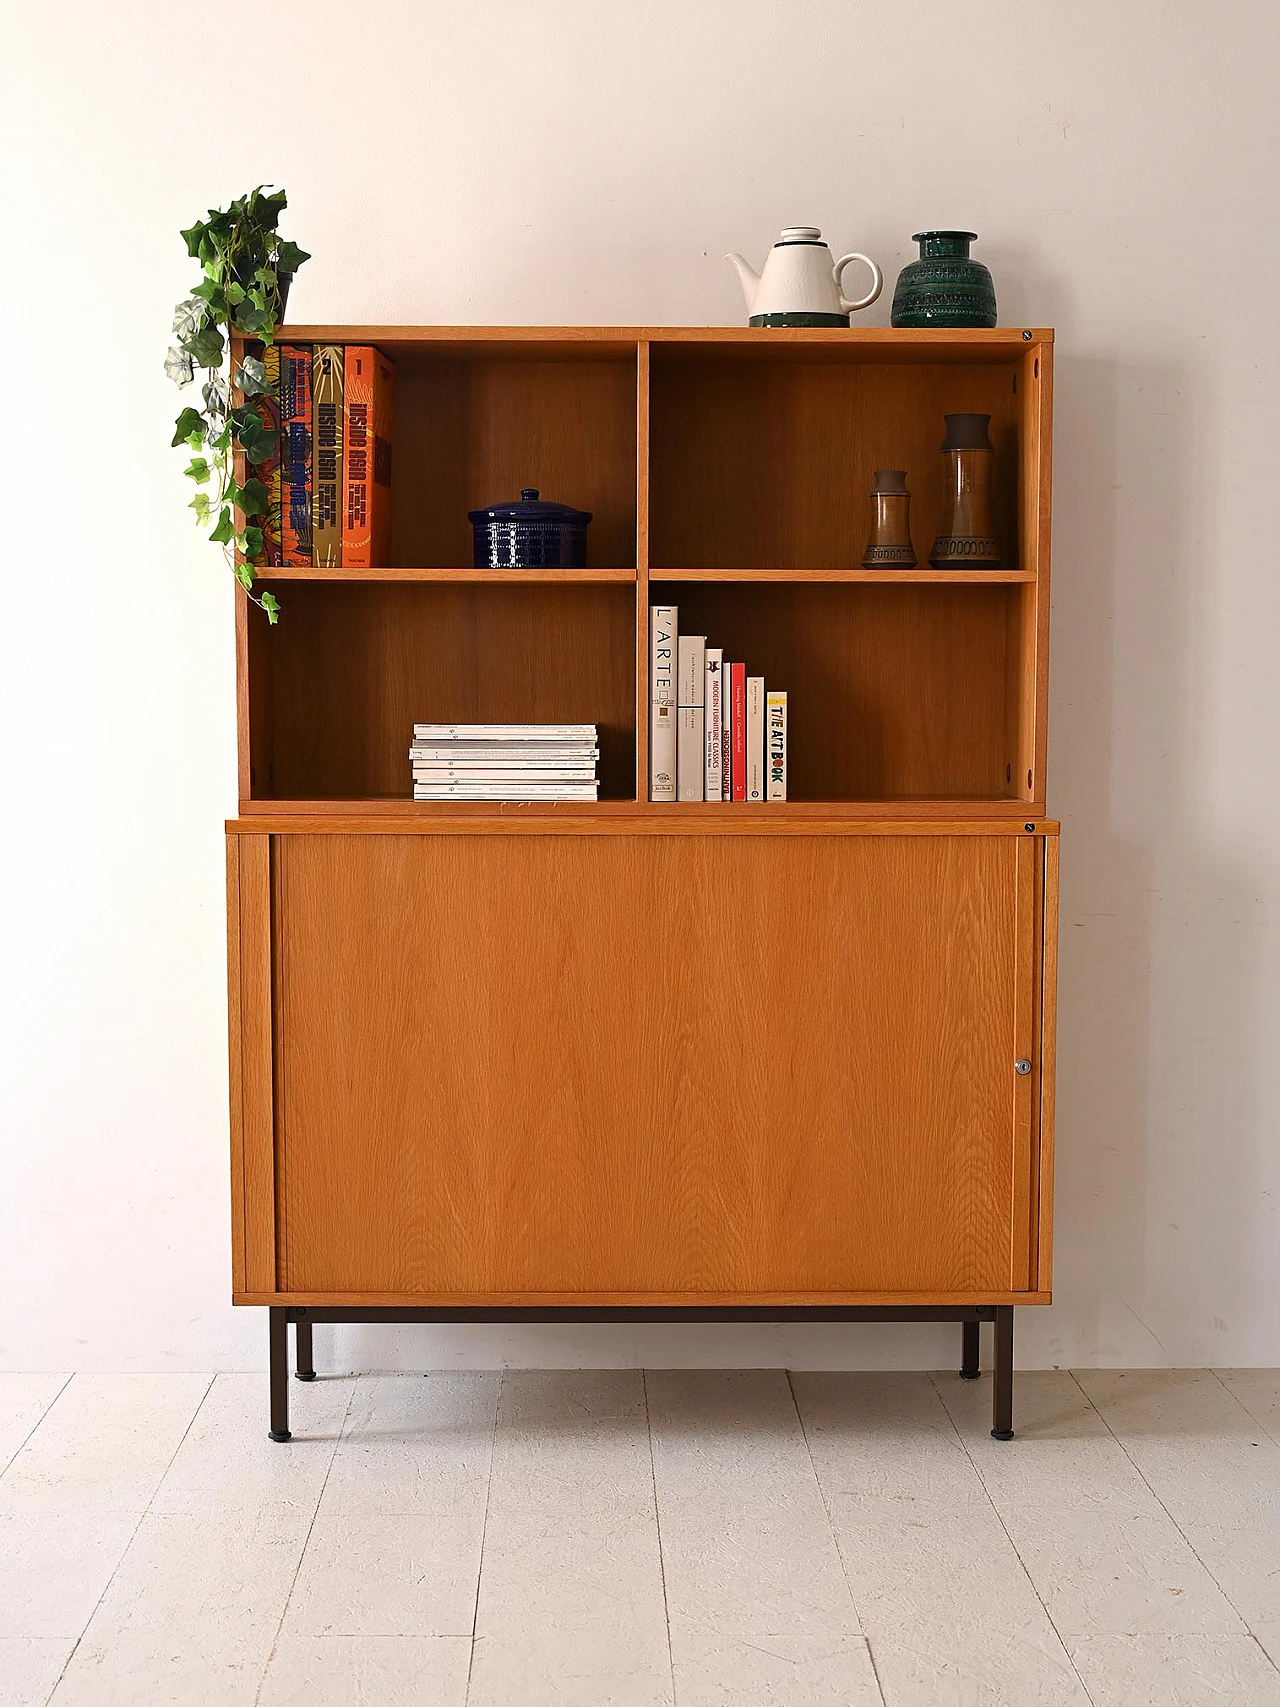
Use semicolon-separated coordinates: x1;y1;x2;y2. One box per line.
410;723;600;801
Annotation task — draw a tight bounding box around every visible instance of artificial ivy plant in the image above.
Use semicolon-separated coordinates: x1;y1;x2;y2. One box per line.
166;187;309;622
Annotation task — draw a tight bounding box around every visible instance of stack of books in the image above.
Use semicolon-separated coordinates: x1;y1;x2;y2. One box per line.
649;606;787;802
410;724;600;801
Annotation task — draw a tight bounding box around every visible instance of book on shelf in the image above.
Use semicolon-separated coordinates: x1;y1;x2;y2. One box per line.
311;345;344;567
746;676;765;801
677;635;705;802
729;662;746;802
767;692;787;800
247;343;283;567
409;722;599;802
704;647;724;802
649;605;677;802
646;611;789;806
342;347;395;567
279;345;313;566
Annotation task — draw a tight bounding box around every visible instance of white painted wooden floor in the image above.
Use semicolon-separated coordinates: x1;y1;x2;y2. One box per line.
2;1369;1280;1705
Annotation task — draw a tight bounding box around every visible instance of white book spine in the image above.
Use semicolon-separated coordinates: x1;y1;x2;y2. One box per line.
704;647;724;802
677;636;705;801
766;691;787;801
746;677;765;801
649;605;677;802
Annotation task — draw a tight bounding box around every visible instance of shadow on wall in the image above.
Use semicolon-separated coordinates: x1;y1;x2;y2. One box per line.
1030;336;1267;1368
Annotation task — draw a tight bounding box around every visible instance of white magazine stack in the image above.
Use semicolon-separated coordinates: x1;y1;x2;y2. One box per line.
409;724;600;802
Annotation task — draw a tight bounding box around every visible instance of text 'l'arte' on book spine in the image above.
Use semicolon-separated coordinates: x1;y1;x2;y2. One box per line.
649;604;677;801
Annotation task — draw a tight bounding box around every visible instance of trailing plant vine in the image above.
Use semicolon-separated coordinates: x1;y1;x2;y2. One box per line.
166;187;309;622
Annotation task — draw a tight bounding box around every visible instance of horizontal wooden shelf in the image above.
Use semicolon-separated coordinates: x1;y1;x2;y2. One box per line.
235;797;1052;826
252;565;638;584
650;568;1035;583
273;323;1053;365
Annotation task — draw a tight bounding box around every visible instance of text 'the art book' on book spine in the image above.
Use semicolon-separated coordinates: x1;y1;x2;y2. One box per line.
279;345;313;566
746;676;765;801
767;690;788;801
704;647;724;802
649;605;677;801
729;662;747;802
311;345;344;568
677;635;706;801
342;347;396;567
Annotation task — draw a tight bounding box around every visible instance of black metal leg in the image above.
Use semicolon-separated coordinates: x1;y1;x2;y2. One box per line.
295;1313;316;1381
991;1305;1014;1439
961;1318;980;1379
269;1307;291;1442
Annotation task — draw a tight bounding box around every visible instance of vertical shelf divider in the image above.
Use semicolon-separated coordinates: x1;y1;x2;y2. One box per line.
636;339;651;803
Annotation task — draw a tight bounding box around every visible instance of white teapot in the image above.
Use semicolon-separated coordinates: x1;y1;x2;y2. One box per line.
727;226;882;326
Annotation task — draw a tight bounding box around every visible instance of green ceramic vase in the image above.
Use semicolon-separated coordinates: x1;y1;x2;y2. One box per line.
891;231;997;329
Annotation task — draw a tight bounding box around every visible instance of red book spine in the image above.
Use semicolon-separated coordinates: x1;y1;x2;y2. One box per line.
730;663;746;801
369;350;395;565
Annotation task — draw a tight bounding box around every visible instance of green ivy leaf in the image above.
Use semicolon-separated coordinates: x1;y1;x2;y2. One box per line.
180;220;207;260
165;346;194;385
236;305;273;336
275;238;310;275
184;456;211;484
225;281;246;306
260;590;281;624
209;506;234;546
189;491;212;525
234;558;255;590
237;355;268;396
184;322;225;368
241;523;264;559
172;406;205;447
242;424;279;466
240;477;269;515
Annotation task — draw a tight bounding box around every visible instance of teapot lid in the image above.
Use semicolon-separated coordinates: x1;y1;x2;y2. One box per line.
468;488;593;524
776;226;826;246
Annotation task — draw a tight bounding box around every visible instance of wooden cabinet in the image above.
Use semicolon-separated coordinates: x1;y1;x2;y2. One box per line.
226;326;1057;1440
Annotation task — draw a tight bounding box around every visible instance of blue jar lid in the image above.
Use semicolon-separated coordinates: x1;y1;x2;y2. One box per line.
468;488;593;524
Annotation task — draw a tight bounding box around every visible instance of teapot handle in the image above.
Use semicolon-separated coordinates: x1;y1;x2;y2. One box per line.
834;252;883;313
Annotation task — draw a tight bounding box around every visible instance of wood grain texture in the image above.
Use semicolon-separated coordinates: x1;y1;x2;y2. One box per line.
253;566;638;583
225;837;245;1294
1011;836;1037;1288
272;833;1037;1297
252;579;637;801
636;341;651;795
1037;833;1060;1291
273;325;1053;360
648;357;1022;570
647;580;1019;801
234;1289;1053;1307
229;812;1060;835
235;835;276;1292
388;355;638;568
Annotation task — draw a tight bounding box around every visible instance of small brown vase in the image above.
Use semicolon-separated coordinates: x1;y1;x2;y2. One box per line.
861;470;916;568
930;413;1000;568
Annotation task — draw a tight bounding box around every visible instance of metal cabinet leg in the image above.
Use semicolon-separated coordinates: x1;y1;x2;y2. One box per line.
991;1306;1014;1439
961;1319;980;1380
268;1307;291;1442
295;1313;316;1382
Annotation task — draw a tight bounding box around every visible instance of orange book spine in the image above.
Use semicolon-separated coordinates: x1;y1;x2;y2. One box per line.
342;347;374;566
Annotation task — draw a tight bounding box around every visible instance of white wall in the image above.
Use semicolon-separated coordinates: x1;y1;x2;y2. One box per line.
2;0;1277;1373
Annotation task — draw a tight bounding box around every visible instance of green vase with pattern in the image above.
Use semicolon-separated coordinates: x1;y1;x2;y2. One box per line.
891;231;997;329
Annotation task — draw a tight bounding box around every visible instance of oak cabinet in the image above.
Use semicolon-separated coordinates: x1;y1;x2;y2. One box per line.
226;326;1056;1440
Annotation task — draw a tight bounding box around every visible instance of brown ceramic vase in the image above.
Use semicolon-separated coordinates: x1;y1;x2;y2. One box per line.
929;413;1000;568
861;469;916;568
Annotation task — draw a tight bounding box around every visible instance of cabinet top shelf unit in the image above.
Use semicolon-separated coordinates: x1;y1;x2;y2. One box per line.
236;325;1052;818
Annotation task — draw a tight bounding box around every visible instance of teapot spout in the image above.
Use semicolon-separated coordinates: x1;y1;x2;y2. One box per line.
725;252;760;311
